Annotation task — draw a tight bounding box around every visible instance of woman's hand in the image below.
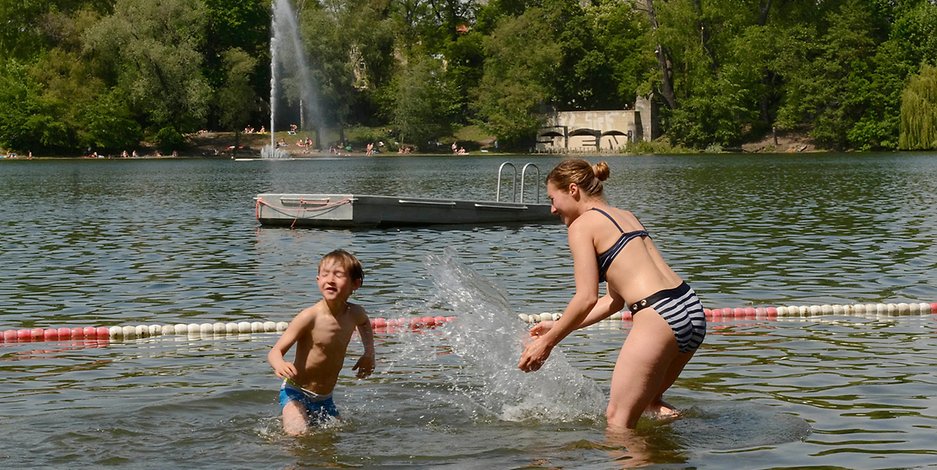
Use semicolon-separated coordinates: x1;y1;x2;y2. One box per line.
518;334;553;372
529;320;554;337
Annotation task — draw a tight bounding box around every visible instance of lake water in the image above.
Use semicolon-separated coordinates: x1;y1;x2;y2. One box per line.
1;153;936;468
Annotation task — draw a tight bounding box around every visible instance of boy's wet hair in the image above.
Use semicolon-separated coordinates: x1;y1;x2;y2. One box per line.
319;249;364;282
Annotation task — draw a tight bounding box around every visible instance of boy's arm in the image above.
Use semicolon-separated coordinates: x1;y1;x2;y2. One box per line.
267;310;314;380
352;313;375;378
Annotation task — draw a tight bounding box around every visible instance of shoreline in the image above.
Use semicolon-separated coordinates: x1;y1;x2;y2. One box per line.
2;129;827;159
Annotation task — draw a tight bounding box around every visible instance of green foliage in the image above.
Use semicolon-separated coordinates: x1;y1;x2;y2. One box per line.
0;60;45;151
77;89;142;151
298;0;396;130
444;32;486;122
666;76;754;148
0;0;49;59
202;0;270;126
83;0;212;132
775;0;887;150
391;57;460;147
0;49;139;154
890;1;937;68
625;137;693;155
154;126;185;152
590;1;654;104
3;0;937;154
204;0;269;57
216;48;260;132
474;8;560;147
899;64;937;150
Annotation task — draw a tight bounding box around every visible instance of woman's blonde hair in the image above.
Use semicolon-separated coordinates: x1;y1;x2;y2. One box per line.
546;159;610;197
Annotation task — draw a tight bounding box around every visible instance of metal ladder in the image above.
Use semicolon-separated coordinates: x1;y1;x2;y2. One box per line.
496;162;542;204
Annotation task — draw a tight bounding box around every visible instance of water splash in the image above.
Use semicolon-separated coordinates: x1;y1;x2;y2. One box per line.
422;249;605;423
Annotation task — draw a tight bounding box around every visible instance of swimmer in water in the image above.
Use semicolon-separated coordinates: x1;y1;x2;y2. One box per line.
267;249;375;435
518;159;706;431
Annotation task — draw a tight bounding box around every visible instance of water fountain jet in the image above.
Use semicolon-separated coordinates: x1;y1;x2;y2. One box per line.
262;0;322;159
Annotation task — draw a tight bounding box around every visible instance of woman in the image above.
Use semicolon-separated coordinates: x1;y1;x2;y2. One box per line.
518;159;706;430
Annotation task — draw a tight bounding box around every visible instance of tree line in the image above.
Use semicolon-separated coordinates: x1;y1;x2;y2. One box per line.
1;0;936;155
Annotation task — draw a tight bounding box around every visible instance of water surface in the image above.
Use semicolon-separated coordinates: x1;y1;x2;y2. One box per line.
1;153;936;468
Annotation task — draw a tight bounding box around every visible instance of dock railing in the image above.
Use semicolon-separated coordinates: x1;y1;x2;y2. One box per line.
497;162;542;204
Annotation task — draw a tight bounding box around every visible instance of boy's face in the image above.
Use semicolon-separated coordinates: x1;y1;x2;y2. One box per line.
317;260;361;301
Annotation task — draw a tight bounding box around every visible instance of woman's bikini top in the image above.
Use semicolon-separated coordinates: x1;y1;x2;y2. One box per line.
592;208;649;282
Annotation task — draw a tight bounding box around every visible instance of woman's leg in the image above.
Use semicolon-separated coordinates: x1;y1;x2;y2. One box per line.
606;310;681;430
645;349;695;417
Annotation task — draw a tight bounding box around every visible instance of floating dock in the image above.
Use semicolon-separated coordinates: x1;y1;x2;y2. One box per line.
254;162;559;228
254;193;556;228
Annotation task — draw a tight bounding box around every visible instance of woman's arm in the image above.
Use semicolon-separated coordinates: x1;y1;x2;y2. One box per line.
519;222;599;371
540;222;601;344
575;289;626;329
530;288;625;336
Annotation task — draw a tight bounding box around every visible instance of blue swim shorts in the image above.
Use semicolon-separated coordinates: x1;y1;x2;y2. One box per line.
279;380;339;422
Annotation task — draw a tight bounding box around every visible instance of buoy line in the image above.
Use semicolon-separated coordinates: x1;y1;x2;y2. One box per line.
518;302;937;323
0;316;456;344
4;304;934;345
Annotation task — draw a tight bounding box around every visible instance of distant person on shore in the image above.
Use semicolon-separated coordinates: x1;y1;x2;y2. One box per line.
267;249;375;435
518;159;706;431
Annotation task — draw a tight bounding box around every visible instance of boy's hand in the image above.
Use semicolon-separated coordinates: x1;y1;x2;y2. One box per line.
273;361;297;380
353;354;375;378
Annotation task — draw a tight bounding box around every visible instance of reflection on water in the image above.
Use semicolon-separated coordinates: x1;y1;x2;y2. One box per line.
1;154;936;468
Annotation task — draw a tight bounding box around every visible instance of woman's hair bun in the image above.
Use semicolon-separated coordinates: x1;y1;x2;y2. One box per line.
592;161;610;181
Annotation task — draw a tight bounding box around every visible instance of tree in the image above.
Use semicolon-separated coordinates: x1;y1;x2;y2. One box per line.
547;0;620;111
31;48;141;152
590;1;655;106
444;31;486;122
299;0;396;136
0;0;58;59
203;0;271;129
217;48;260;131
474;7;561;147
774;0;886;149
391;56;459;147
637;0;676;110
217;47;261;155
899;64;937;150
83;0;212;133
0;59;50;152
77;88;142;152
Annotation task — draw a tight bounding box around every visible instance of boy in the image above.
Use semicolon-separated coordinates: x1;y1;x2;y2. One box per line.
267;249;376;435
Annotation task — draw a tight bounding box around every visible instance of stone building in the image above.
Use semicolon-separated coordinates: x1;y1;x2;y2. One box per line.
535;96;657;152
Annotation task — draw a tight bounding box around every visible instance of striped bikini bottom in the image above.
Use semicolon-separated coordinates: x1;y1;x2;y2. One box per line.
628;282;706;353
